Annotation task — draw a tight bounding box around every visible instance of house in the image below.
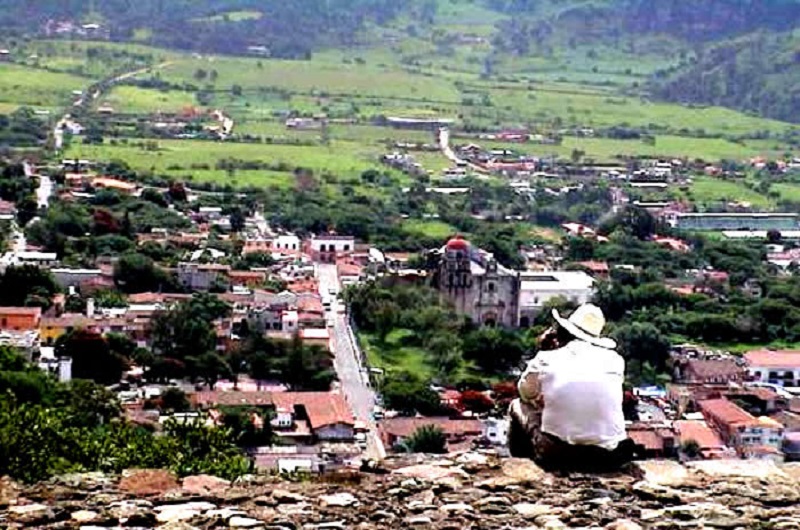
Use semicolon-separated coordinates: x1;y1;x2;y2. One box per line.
310;235;355;263
274;235;301;252
227;270;267;288
517;271;595;326
0;307;42;331
272;392;354;442
91;177;137;194
299;328;330;350
379;417;483;451
667;212;799;232
15;251;58;268
744;349;800;387
575;260;610;279
677;359;746;384
242;237;274;255
699;398;784;461
674;420;734;459
177;263;231;291
50;268;103;289
337;262;362;286
627;424;676;458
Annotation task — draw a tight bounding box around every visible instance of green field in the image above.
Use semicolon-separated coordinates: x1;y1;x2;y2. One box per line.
771;183;800;202
688;176;772;207
402;219;457;239
0;63;86;107
362;330;435;381
64;137;393;183
97;86;198;114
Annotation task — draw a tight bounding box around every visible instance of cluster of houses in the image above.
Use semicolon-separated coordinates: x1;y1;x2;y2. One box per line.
622;346;800;462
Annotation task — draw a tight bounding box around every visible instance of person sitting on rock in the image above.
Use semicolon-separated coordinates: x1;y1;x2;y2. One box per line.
508;303;633;471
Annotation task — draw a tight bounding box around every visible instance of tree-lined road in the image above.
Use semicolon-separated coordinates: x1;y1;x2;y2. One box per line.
316;263;385;460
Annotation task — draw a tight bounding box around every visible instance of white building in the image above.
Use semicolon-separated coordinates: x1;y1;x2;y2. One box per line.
744;349;800;387
274;234;301;252
310;235;355;262
15;251;58;267
518;270;596;327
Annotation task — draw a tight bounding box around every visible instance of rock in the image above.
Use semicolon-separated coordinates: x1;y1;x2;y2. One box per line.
439;502;473;513
0;476;21;508
229;515;264;528
455;452;489;466
513;503;555;519
154;501;216;523
272;489;307;503
71;509;100;523
635;460;691;486
606;519;643;530
7;503;53;525
119;469;179;496
665;502;736;520
687;459;787;481
182;475;230;496
55;471;114;490
320;492;359;507
207;507;247;519
392;464;468;482
501;458;546;483
405;516;433;525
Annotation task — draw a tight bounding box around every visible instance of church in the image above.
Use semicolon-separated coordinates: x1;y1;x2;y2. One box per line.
431;236;596;328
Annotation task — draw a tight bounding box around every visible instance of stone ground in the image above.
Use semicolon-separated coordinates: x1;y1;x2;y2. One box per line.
1;454;800;529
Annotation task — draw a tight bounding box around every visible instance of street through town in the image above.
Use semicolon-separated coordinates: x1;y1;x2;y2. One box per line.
316;263;385;459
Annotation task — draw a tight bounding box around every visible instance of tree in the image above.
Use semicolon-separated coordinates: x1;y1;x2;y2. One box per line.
55;329;127;385
114;253;168;293
229;210;246;232
0;265;58;309
382;372;443;416
681;439;701;459
767;229;782;244
612;323;671;383
461;328;526;373
189;352;232;390
55;379;121;427
403;424;447;453
160;387;190;412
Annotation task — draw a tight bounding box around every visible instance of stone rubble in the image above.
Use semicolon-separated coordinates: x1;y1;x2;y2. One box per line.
0;454;799;529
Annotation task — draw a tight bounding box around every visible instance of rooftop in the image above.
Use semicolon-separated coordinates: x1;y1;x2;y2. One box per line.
674;420;725;449
744;349;800;369
699;398;757;427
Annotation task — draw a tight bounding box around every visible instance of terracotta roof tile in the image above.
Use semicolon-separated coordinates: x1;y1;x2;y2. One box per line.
744;349;800;369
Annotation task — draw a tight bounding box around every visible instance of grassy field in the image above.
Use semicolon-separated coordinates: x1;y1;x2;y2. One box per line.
688;176;772;207
402;219;458;239
97;86;198;114
64;137;393;182
0;63;87;108
771;183;800;202
362;330;435;381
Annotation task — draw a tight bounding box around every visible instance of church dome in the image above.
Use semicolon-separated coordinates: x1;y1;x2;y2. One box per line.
446;235;470;251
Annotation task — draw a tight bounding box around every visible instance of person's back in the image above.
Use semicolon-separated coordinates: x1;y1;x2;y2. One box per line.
536;341;626;451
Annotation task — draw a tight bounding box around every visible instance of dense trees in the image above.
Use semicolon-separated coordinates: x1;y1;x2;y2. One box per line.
0;347;249;483
56;329;129;385
0;265;59;309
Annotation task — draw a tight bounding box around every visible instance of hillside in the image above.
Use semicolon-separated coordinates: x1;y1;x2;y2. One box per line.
652;31;800;123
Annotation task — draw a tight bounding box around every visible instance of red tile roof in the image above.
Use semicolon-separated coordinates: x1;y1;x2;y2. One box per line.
193;391;274;407
0;307;42;317
699;398;756;427
675;420;724;449
379;417;482;439
744;349;800;369
684;359;744;380
576;260;609;274
272;392;353;429
627;429;663;451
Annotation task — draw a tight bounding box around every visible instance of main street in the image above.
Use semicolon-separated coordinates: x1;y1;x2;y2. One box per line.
316;263;385;460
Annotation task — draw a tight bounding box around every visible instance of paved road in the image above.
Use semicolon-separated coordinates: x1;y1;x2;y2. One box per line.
316;263;385;460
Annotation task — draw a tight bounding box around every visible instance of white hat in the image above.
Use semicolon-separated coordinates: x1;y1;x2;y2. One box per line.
552;303;616;349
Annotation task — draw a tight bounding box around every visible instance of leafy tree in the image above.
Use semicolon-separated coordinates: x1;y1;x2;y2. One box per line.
611;322;671;383
403;424;447;453
190;352;232;390
160;387;191;412
681;439;701;459
461;327;526;373
55;329;127;385
113;252;169;293
382;371;442;416
0;265;58;309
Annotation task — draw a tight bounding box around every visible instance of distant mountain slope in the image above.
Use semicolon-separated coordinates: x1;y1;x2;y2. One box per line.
651;32;800;123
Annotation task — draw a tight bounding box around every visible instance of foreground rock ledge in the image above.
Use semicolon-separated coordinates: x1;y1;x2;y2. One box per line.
1;455;799;529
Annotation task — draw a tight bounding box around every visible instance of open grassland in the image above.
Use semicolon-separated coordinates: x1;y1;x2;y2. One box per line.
0;103;19;114
362;330;435;381
150;56;462;103
477;135;786;163
64;137;392;181
0;63;86;108
402;219;458;239
97;86;198;114
688;176;772;207
771;183;800;202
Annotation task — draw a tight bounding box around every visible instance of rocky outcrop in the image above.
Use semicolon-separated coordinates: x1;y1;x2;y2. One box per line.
2;455;800;529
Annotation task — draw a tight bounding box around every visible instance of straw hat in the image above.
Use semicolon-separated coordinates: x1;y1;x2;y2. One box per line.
551;303;616;349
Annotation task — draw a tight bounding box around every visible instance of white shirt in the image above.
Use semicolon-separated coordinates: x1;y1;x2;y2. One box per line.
518;340;626;451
